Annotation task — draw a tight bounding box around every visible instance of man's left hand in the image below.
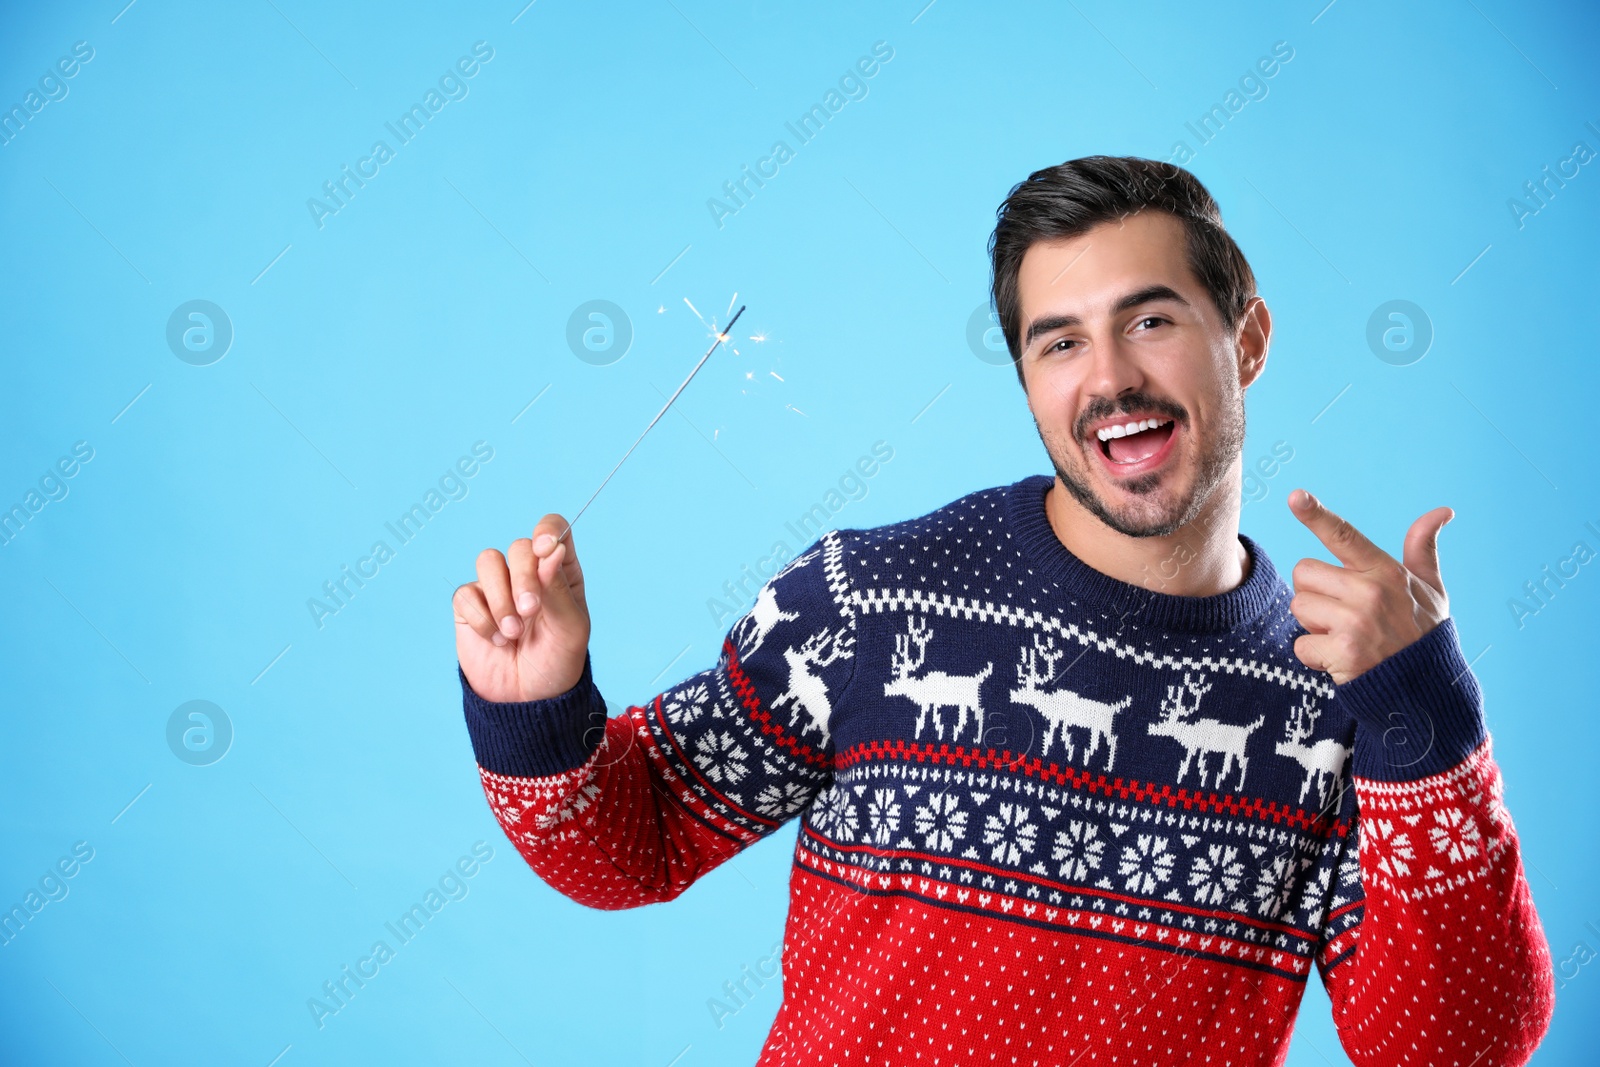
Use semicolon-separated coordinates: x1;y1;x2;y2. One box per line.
1286;488;1454;685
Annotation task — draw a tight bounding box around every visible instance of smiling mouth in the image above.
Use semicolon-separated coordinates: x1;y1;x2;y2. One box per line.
1094;417;1176;465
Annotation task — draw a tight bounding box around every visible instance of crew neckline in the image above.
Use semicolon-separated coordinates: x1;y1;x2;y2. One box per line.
1003;473;1281;634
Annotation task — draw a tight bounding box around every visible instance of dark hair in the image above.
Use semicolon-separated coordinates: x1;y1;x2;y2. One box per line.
987;155;1257;388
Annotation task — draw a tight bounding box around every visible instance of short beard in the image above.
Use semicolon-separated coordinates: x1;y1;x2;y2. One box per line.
1035;385;1245;539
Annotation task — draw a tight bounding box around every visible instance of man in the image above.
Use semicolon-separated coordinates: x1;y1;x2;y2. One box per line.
451;156;1554;1065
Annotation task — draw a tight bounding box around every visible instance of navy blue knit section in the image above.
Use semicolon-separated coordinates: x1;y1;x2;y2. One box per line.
459;651;608;778
1005;473;1280;633
459;473;1489;796
1331;616;1488;782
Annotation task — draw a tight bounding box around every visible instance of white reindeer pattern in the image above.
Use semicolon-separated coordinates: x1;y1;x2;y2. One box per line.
1007;632;1131;771
1275;691;1352;809
734;549;816;659
882;616;994;744
1146;672;1264;792
772;624;852;743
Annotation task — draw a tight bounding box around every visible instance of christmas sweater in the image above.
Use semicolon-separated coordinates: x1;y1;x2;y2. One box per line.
459;473;1555;1066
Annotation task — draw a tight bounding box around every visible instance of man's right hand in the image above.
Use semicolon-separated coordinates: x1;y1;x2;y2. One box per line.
453;514;592;703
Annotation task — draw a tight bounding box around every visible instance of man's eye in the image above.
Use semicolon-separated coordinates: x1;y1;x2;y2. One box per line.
1136;316;1166;330
1047;338;1077;353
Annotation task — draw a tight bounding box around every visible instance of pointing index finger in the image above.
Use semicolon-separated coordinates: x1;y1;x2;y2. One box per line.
1288;489;1390;570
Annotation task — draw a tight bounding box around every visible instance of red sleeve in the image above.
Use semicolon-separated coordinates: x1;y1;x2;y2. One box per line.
459;533;857;910
1315;619;1555;1066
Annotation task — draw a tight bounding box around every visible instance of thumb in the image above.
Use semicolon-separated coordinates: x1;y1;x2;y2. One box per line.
536;541;588;632
1293;632;1335;676
1402;505;1453;596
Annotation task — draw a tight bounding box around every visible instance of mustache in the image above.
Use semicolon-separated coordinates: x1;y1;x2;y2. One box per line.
1074;391;1189;443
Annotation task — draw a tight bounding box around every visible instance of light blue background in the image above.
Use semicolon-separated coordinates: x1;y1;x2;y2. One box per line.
3;1;1597;1064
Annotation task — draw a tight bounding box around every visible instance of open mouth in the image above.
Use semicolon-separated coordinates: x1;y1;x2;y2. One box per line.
1092;417;1177;471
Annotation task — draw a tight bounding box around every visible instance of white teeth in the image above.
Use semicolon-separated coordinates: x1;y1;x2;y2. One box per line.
1095;417;1172;442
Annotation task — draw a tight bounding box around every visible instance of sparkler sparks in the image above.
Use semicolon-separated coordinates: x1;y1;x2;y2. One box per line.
554;302;748;546
685;293;754;358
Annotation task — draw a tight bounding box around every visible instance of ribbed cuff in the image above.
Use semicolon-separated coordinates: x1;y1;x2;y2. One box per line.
459;651;608;778
1332;617;1488;782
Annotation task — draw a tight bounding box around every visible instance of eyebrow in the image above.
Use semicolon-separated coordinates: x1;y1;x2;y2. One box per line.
1022;284;1192;352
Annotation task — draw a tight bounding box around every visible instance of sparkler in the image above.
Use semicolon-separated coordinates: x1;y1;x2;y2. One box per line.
554;303;747;546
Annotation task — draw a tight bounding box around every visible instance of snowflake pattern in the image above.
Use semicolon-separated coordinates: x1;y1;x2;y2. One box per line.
867;788;901;846
755;779;812;819
1252;852;1295;920
1187;843;1244;907
1368;817;1416;878
1118;833;1176;895
811;784;859;841
913;791;968;851
1051;820;1106;882
693;730;749;786
983;803;1038;865
664;681;712;726
1427;806;1483;864
1299;862;1334;922
1339;826;1363;888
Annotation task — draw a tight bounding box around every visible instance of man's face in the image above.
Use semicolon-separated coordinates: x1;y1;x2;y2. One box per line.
1015;209;1261;539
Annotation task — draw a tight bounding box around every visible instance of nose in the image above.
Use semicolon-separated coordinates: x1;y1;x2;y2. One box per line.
1082;334;1146;411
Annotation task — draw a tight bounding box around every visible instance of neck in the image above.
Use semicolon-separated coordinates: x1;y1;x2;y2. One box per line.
1043;473;1248;598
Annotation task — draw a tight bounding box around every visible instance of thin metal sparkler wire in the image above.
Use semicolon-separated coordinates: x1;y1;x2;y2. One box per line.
554;304;747;546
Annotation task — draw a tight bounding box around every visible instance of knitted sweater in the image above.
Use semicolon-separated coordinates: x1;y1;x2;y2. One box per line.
459;473;1555;1066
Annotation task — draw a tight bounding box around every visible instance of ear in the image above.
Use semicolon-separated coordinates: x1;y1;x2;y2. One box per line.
1235;296;1271;389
